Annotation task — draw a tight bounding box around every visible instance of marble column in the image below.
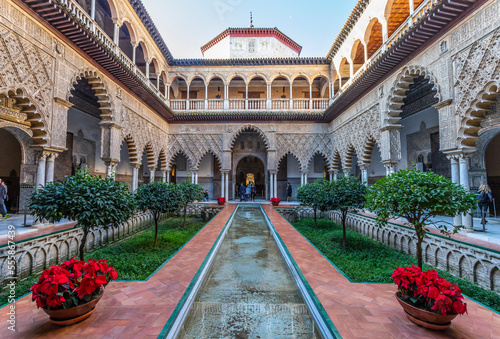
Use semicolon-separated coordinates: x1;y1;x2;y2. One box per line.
224;172;229;201
132;163;140;191
161;171;166;183
45;153;58;184
459;154;473;231
149;167;156;183
195;172;199;185
221;172;225;199
448;155;462;227
333;170;338;181
360;165;368;185
105;162;118;180
36;152;47;188
167;170;170;183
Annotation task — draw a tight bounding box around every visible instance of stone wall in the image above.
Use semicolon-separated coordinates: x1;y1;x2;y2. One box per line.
0;204;223;289
276;207;500;294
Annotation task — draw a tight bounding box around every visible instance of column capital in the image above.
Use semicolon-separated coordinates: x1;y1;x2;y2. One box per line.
132;163;141;169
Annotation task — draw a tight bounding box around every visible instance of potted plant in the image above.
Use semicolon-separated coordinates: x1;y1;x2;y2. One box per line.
392;266;467;330
31;257;117;325
270;197;281;206
217;197;226;206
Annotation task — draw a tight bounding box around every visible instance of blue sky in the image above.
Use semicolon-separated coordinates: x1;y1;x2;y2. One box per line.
141;0;358;59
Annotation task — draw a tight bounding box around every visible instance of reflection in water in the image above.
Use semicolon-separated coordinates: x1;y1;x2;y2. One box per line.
178;205;319;338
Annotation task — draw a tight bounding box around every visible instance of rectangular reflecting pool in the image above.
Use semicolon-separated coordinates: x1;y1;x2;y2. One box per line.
177;205;320;338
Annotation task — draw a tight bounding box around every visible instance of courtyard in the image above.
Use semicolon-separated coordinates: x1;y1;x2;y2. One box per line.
1;0;500;337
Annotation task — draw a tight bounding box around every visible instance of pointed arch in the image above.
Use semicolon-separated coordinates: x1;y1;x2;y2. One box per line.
68;69;114;122
194;149;222;171
0;88;48;145
385;65;441;126
344;145;356;170
158;148;167;171
360;136;379;165
305;150;332;173
332;150;341;171
458;81;499;148
229;124;270;150
277;151;302;171
142;142;156;169
167;149;193;171
122;134;139;164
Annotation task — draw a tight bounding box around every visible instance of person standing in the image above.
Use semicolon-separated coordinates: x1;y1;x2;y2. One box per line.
239;183;246;202
0;179;7;218
245;185;251;202
477;184;493;225
286;183;293;202
250;182;256;201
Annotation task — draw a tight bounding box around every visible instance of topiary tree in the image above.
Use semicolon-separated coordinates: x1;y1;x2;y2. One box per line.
135;182;182;247
30;168;136;260
326;175;367;248
296;180;329;228
177;181;205;228
365;168;477;269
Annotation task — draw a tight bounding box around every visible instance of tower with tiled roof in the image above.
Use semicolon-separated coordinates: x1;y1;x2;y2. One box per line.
201;14;301;59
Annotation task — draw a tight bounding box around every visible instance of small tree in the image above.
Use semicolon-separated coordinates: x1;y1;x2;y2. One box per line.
296;180;329;227
178;181;205;228
365;168;477;268
135;182;182;247
327;175;367;248
30;169;136;260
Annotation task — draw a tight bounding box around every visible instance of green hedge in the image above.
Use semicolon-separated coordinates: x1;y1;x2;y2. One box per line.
293;218;500;313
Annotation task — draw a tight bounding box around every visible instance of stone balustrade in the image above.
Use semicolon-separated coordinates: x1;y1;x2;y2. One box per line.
276;207;500;294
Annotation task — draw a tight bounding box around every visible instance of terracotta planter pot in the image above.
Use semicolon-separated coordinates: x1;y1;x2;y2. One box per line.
271;202;279;206
217;201;225;206
43;289;103;325
395;292;458;330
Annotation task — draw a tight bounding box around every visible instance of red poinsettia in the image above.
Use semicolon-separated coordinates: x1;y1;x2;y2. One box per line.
31;257;117;310
392;266;467;316
270;197;281;203
217;197;226;203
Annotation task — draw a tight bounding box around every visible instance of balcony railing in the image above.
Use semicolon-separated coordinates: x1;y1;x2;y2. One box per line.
167;98;329;112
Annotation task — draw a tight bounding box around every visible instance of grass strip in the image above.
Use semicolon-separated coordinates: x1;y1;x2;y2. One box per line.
293;218;500;313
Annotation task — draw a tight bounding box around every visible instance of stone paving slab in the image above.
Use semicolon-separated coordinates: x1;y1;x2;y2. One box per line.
0;205;236;338
262;204;500;339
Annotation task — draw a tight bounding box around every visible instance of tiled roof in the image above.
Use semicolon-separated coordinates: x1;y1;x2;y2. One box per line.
200;27;302;55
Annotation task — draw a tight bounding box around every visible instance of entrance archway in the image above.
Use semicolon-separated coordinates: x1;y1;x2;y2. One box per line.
485;132;500;215
236;156;265;199
0;128;22;212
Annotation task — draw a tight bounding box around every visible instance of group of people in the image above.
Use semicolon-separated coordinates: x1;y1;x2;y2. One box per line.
0;179;9;219
239;182;256;202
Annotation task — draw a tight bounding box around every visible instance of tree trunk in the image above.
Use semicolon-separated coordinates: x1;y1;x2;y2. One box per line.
183;205;187;228
79;227;88;261
416;235;423;269
314;208;317;228
153;216;159;248
342;211;347;248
